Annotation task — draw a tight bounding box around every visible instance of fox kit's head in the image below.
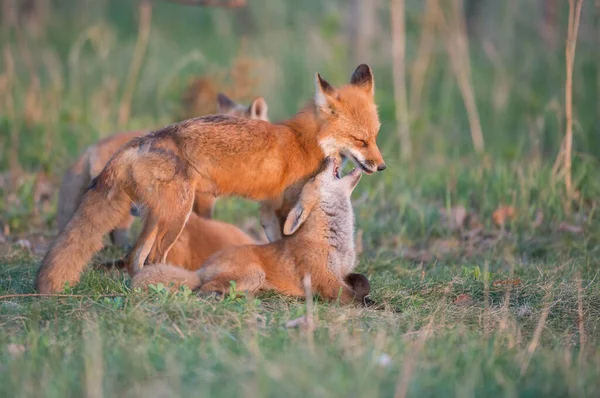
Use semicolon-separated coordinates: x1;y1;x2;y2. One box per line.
217;93;269;121
283;157;361;235
314;64;386;174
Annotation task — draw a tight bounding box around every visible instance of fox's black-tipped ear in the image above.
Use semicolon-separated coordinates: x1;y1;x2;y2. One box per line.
350;64;374;97
217;93;237;113
314;73;337;113
248;96;268;121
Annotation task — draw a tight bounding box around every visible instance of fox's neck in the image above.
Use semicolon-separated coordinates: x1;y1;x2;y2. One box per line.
280;103;323;152
294;203;353;247
277;103;327;183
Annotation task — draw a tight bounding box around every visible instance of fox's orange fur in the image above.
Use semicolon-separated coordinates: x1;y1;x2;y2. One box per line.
37;64;385;293
55;94;269;247
132;158;370;304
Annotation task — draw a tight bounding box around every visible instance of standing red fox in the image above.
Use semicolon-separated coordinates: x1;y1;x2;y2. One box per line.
56;93;269;248
36;64;385;293
132;158;370;304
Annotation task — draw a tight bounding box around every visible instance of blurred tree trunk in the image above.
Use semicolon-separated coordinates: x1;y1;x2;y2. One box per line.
347;0;379;63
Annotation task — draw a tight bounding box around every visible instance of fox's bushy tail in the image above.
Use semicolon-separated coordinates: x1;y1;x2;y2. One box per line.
56;150;91;232
131;264;202;291
36;180;131;293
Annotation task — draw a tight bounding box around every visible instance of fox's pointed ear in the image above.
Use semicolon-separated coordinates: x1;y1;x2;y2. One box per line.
314;73;337;113
217;93;236;113
350;64;374;97
248;96;268;121
283;202;310;236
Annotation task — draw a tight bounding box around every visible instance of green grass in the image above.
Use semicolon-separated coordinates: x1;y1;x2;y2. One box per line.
2;0;600;396
2;158;600;397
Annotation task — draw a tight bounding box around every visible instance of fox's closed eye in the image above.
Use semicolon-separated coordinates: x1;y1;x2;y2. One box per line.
353;137;368;147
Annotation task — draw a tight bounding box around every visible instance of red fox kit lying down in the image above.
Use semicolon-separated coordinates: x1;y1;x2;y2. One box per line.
55;93;269;248
36;64;385;293
102;211;261;274
132;158;370;305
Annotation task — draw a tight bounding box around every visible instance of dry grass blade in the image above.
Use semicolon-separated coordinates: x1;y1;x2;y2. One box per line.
118;0;153;128
302;274;315;333
394;314;436;398
562;0;584;210
390;0;412;160
520;292;552;376
576;272;585;362
83;317;103;398
2;44;22;184
410;0;437;117
483;261;490;333
431;0;484;153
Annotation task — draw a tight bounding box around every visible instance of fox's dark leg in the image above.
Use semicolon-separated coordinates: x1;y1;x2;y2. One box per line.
109;213;135;249
125;213;158;276
147;179;195;264
193;191;216;219
260;196;283;242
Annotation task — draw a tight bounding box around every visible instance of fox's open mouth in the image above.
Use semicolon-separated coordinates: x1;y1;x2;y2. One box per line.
346;154;374;174
334;164;341;179
333;155;364;180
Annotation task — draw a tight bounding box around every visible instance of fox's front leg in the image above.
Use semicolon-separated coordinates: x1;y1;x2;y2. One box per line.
260;197;283;243
125;212;158;276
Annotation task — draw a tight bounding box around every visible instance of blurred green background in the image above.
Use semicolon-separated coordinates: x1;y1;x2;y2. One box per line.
1;0;598;171
0;0;599;236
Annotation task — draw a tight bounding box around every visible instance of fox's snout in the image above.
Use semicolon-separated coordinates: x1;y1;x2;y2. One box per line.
363;147;386;173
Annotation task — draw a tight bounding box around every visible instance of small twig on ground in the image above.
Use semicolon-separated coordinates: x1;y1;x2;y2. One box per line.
0;293;124;300
520;291;552;376
159;0;246;7
576;272;586;361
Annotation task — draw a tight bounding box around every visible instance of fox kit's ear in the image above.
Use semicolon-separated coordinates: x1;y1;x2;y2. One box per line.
248;96;268;121
314;73;338;114
217;93;237;113
350;64;374;97
283;201;311;236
